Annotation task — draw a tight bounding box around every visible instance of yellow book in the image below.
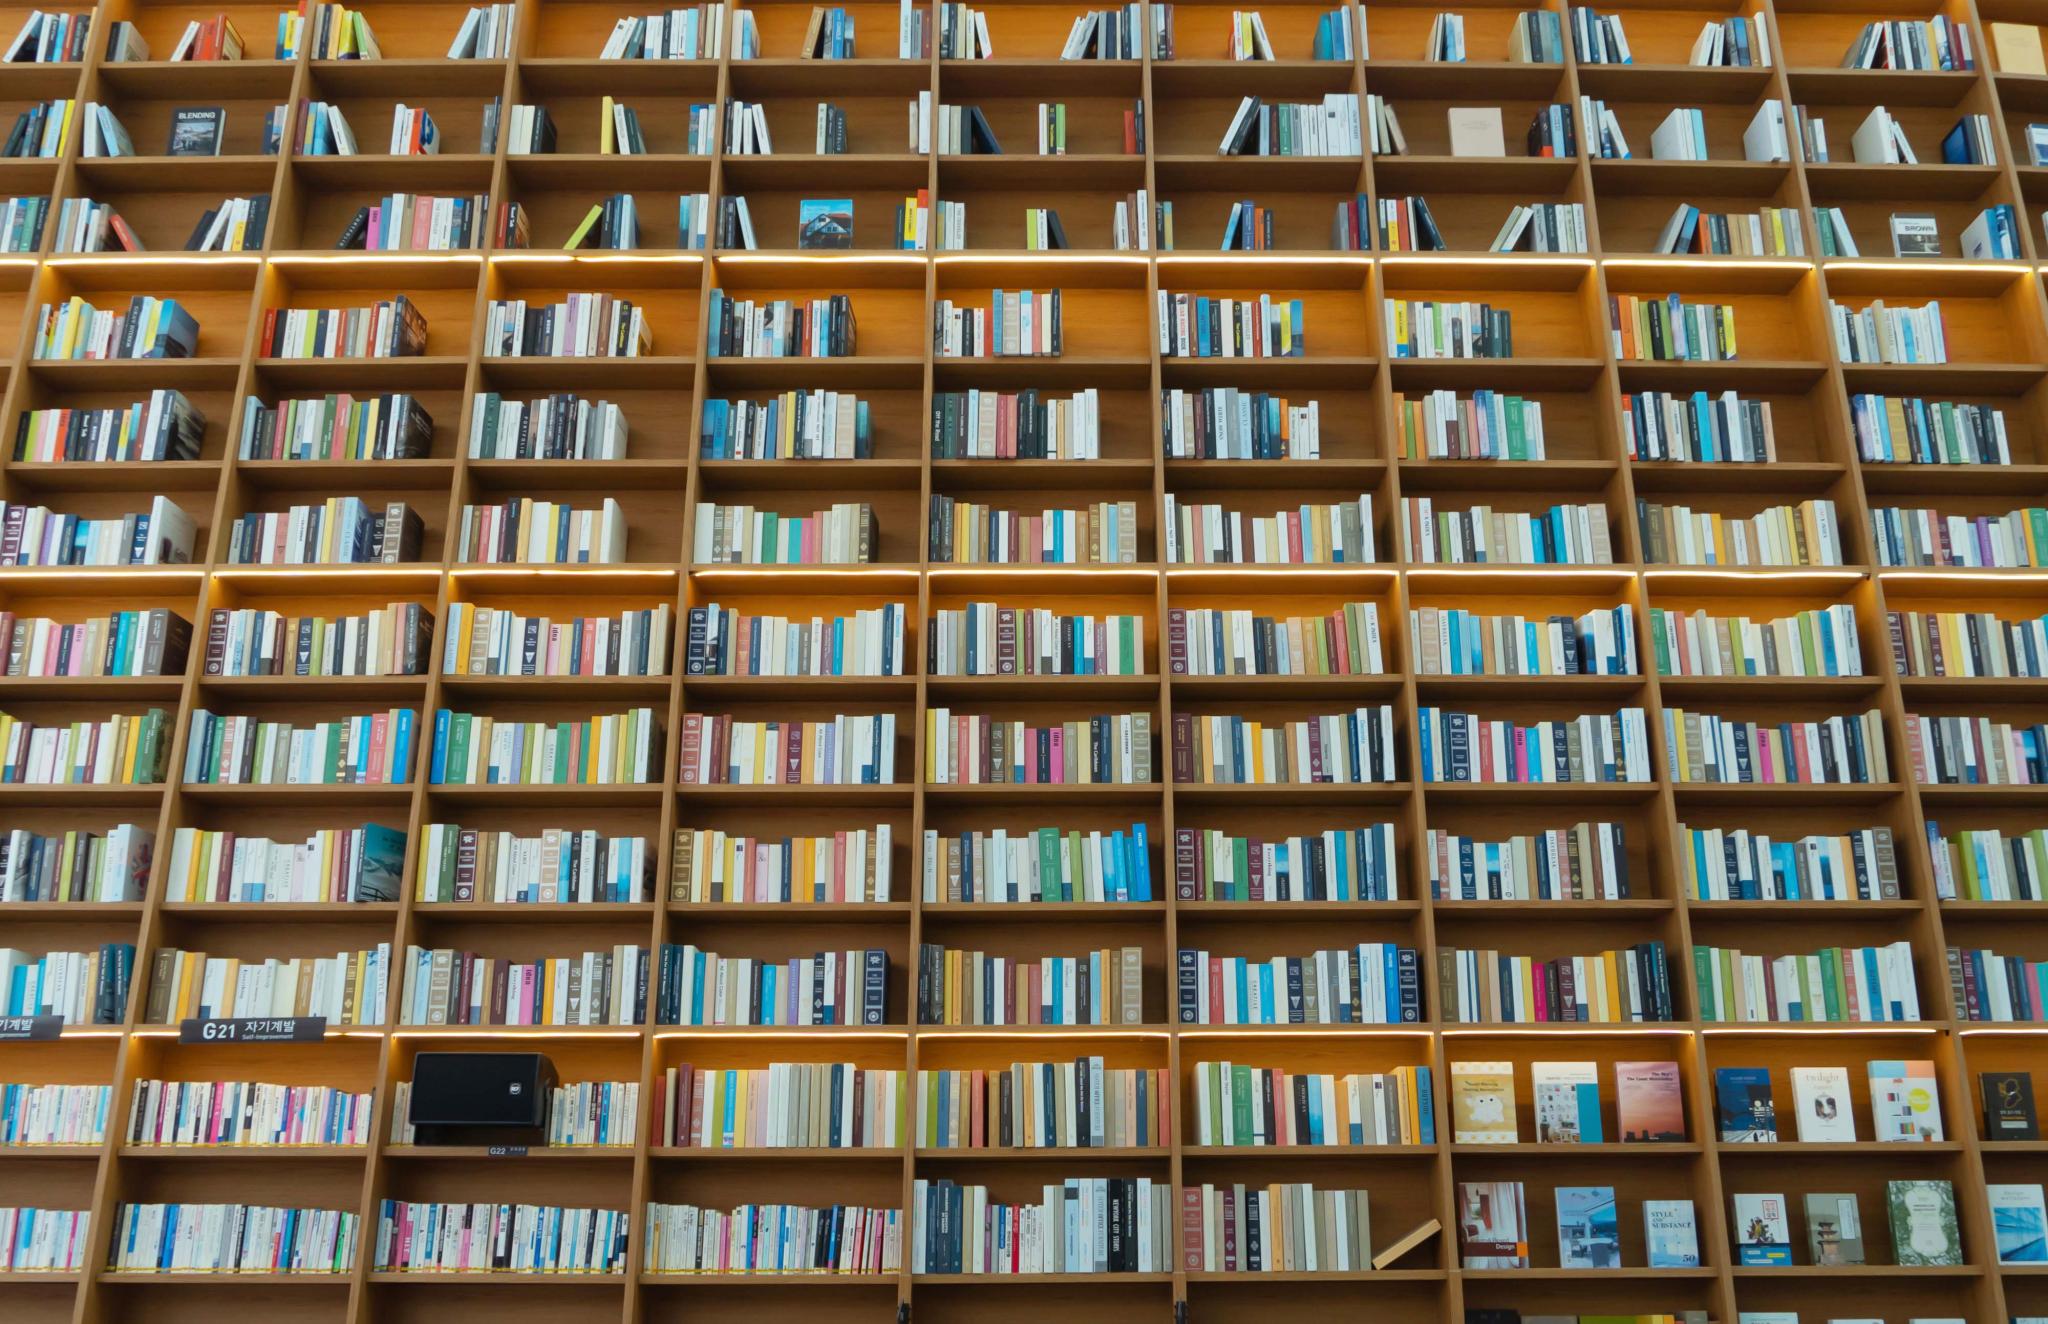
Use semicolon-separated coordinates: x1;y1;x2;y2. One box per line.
562;203;605;250
1992;21;2046;74
600;95;617;154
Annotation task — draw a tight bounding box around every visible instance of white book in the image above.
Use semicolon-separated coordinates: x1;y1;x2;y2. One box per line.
1651;107;1702;160
1789;1066;1858;1141
1743;99;1787;161
1852;106;1900;164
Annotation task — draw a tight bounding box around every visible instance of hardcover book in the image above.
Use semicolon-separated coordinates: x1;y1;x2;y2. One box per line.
1887;1179;1962;1266
1614;1060;1685;1141
167;106;224;156
1643;1198;1699;1267
1732;1192;1791;1265
1983;1071;2039;1140
1531;1060;1601;1143
1450;1061;1518;1144
1789;1065;1857;1142
1868;1059;1943;1142
1992;1183;2048;1264
1804;1192;1864;1264
1890;212;1941;257
1716;1066;1777;1142
1456;1180;1528;1268
1554;1185;1619;1268
797;198;854;249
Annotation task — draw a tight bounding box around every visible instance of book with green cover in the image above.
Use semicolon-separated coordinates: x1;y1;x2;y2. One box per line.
1888;1178;1962;1265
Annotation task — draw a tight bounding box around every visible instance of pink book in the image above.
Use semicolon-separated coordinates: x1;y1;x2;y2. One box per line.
1050;726;1064;784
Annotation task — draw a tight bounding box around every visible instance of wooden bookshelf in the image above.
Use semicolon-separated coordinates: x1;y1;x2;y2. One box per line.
3;0;2048;1321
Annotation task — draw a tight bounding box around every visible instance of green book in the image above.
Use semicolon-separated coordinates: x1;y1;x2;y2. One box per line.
1505;395;1526;460
1888;1179;1962;1265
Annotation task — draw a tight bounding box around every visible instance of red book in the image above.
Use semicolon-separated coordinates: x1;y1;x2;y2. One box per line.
1180;1186;1205;1270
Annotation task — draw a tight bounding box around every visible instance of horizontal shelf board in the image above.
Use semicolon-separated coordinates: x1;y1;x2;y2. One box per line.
638;1270;900;1285
364;1271;630;1284
383;1145;633;1160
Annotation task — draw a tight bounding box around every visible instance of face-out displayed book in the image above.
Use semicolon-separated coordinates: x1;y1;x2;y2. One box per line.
1615;1060;1686;1141
1643;1197;1699;1267
1993;1182;2048;1264
1450;1060;1518;1143
1456;1179;1528;1268
1984;1070;2040;1140
1805;1191;1864;1264
1532;1060;1601;1143
1554;1185;1618;1268
1733;1191;1792;1264
1888;1179;1963;1266
1789;1065;1857;1141
1716;1066;1776;1141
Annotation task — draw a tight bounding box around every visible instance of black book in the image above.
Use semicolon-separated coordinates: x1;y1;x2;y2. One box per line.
166;106;224;157
1045;208;1069;249
967;104;1002;154
182;208;219;251
334;205;371;250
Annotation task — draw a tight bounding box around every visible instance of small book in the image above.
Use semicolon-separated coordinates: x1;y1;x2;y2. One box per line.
1450;1061;1518;1143
1890;212;1942;257
1615;1060;1685;1141
167;106;224;156
1994;1184;2048;1263
1371;1216;1439;1269
798;198;853;249
1804;1192;1865;1264
1716;1066;1777;1142
1732;1192;1791;1265
1983;1071;2039;1140
1992;21;2046;74
1531;1061;1601;1143
1868;1060;1943;1142
1554;1186;1619;1268
1888;1179;1962;1266
2029;124;2048;166
1447;105;1504;156
1643;1198;1699;1267
1456;1180;1528;1268
1789;1065;1857;1141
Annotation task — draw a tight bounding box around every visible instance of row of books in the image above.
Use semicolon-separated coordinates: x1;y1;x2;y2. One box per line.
929;496;1137;565
1442;942;1675;1024
654;1062;898;1148
1663;707;1888;785
1184;1182;1373;1273
671;825;894;904
476;334;620;407
17;389;202;463
1428;822;1629;901
702;390;865;460
1394;389;1543;461
1385;298;1510;358
374;1201;624;1274
0;709;171;786
917;943;1144;1025
1698;941;1921;1023
1162;494;1374;565
924;824;1152;903
207;602;431;679
1170;706;1398;786
929;605;1138;677
1650;604;1861;678
397;944;649;1027
675;711;895;786
127;1079;372;1149
427;707;662;786
1892;609;2048;679
687;603;901;678
1176;943;1422;1025
1871;504;2048;569
918;1059;1166;1149
1626;390;1775;463
1164;387;1318;460
2;607;190;678
933;387;1096;459
0;1081;108;1146
1415;606;1634;677
657;943;887;1026
1929;825;2048;903
1173;824;1399;902
1953;946;2048;1023
1851;394;2010;466
910;1177;1172;1274
109;1204;357;1274
1682;825;1900;903
145;944;389;1025
485;293;650;358
0;495;197;566
1636;497;1842;568
222;497;423;566
0;826;150;902
163;824;403;903
414;826;653;904
644;1199;897;1275
240;391;431;462
453;496;629;565
445;602;669;678
390;1078;637;1147
1907;713;2047;786
181;707;417;786
1194;1062;1433;1147
1401;498;1612;566
693;499;876;565
1416;707;1653;784
1171;603;1382;677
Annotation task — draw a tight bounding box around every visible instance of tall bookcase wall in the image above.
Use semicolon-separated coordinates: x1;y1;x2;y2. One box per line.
3;0;2048;1322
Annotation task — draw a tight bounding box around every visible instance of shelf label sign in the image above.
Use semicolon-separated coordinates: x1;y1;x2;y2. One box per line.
178;1016;328;1044
486;1145;529;1157
0;1015;62;1040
